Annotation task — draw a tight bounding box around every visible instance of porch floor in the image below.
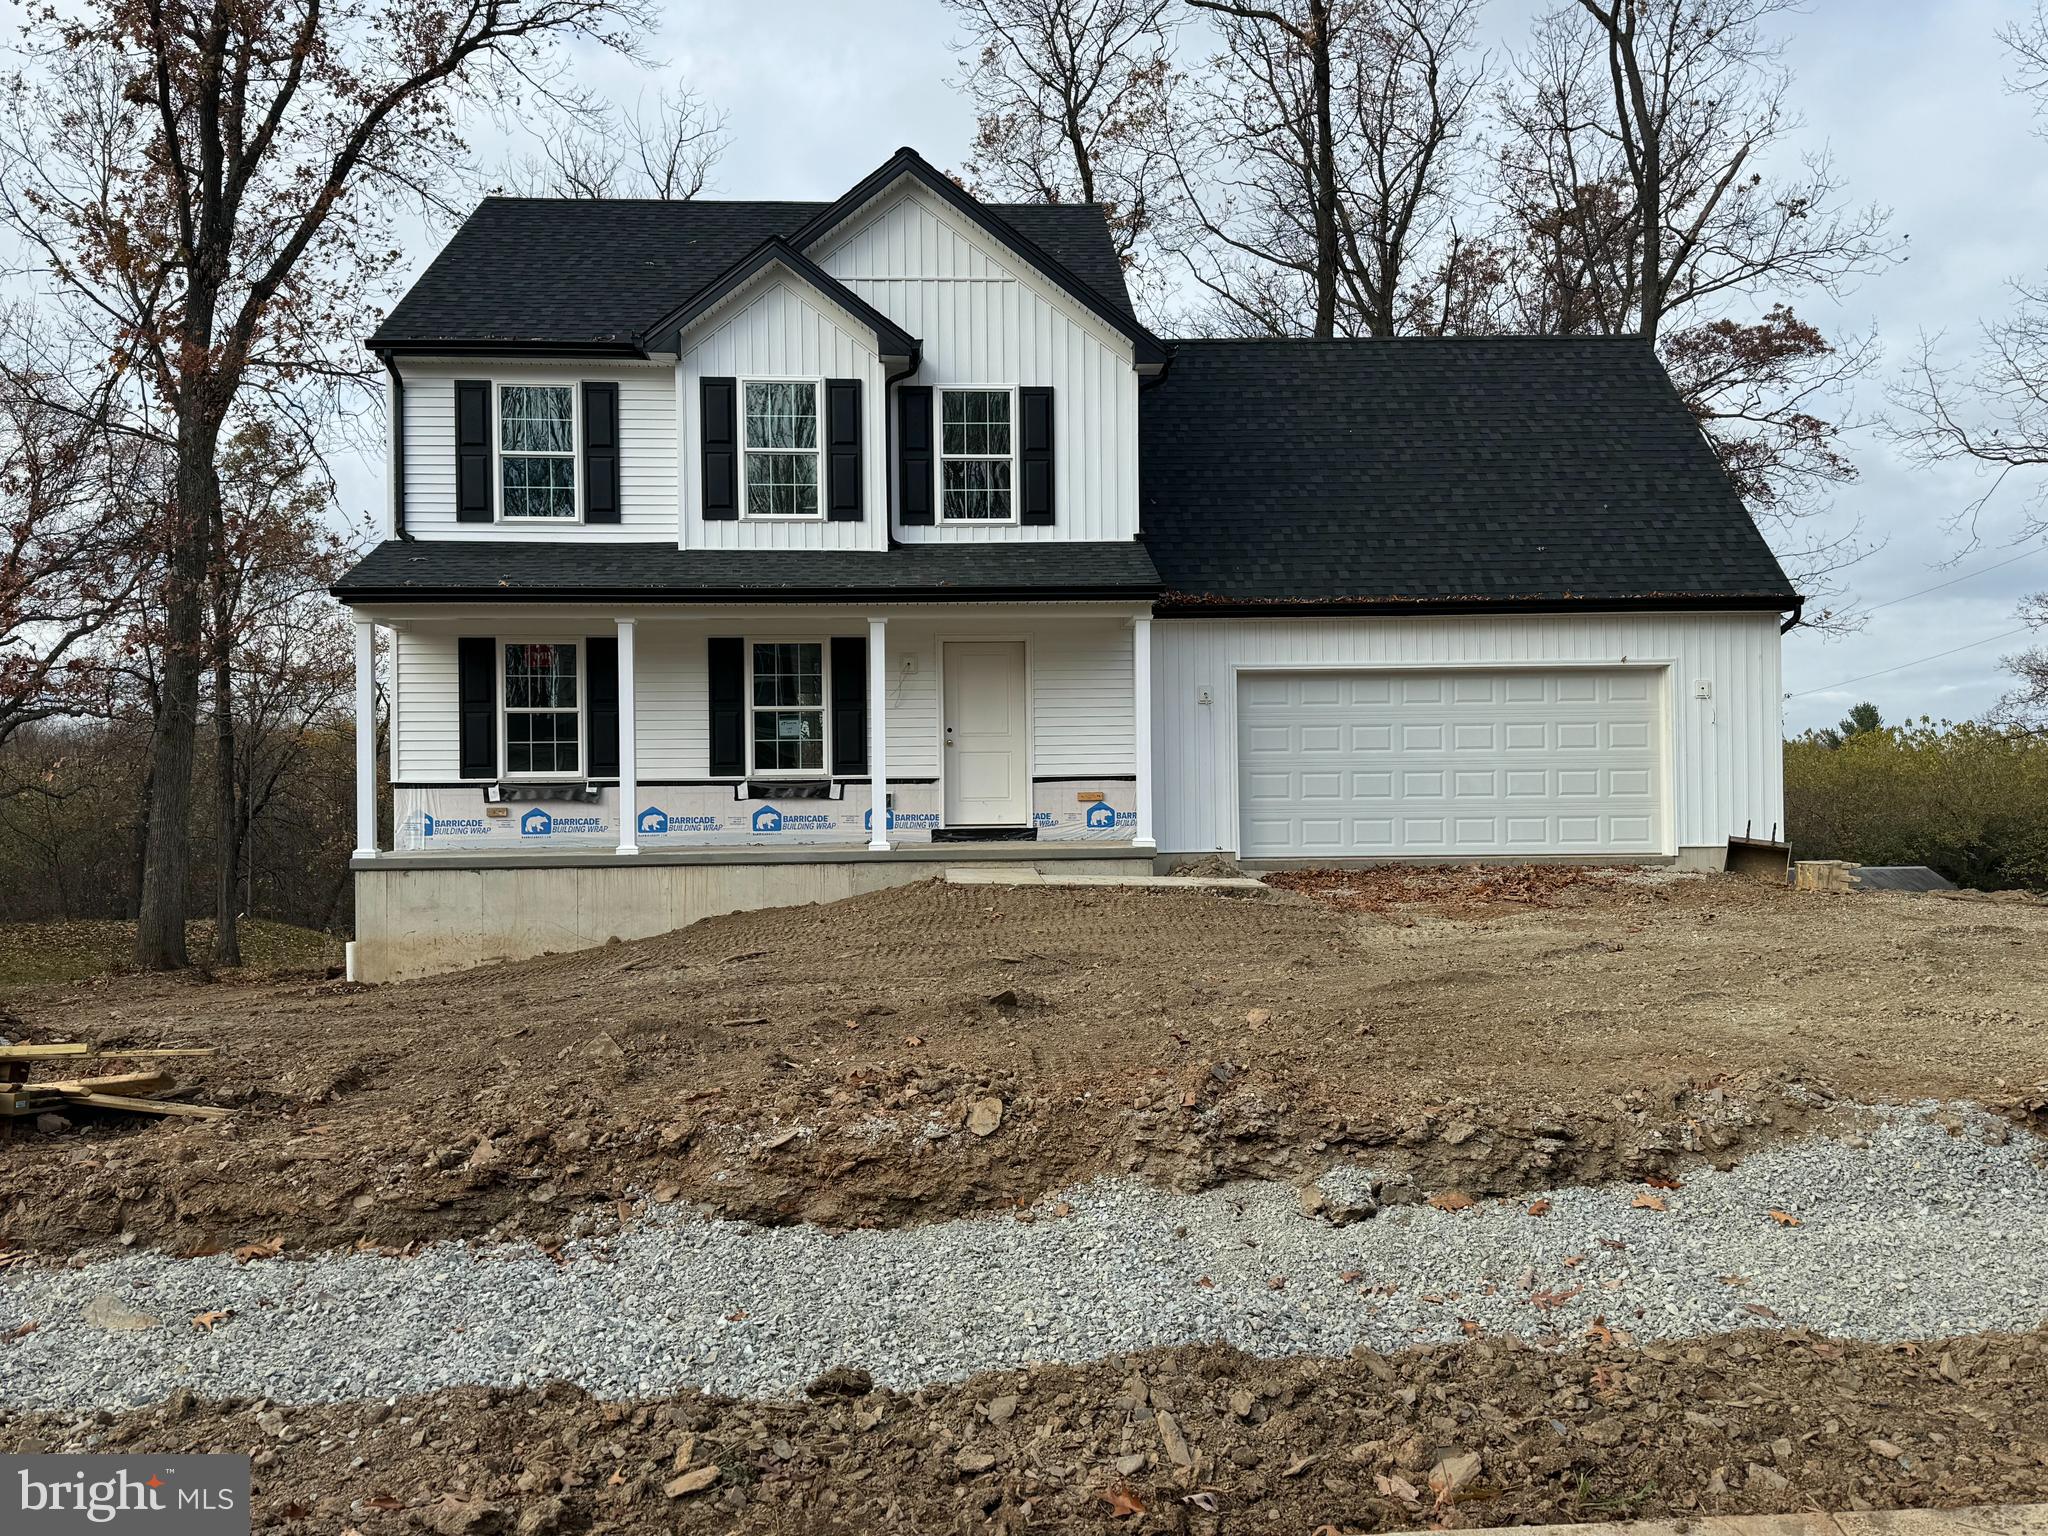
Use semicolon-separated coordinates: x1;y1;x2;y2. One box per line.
351;841;1153;873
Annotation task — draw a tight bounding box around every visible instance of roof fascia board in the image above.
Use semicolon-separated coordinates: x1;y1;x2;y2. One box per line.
640;237;919;364
789;149;1167;368
371;338;649;359
335;582;1162;605
1152;594;1800;618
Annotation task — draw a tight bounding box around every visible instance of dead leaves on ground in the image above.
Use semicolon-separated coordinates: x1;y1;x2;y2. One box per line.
1632;1192;1667;1211
232;1236;284;1264
1768;1209;1803;1226
1427;1189;1476;1212
1098;1485;1146;1518
191;1309;233;1332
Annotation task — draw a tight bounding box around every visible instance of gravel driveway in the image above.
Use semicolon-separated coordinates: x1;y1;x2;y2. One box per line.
4;1109;2043;1412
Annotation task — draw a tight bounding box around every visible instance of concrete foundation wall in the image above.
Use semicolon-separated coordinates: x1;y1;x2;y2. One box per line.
353;853;1153;983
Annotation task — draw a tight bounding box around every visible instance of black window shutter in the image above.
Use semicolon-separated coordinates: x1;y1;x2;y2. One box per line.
586;637;620;778
581;382;620;524
1019;385;1055;526
708;636;746;776
701;377;738;521
830;635;868;776
897;385;933;526
825;378;863;522
457;636;497;780
455;381;493;523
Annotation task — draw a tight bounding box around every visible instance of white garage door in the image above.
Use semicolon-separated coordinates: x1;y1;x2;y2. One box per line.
1237;668;1664;858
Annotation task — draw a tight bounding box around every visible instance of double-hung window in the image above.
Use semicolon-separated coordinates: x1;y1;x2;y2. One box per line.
939;387;1014;522
503;642;580;775
500;384;577;519
743;380;820;517
750;642;825;773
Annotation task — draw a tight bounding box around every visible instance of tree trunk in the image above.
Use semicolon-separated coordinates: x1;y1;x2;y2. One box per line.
133;412;221;971
211;637;241;968
125;745;156;922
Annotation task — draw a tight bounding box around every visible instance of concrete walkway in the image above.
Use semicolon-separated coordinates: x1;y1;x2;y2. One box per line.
942;867;1266;892
1393;1505;2048;1535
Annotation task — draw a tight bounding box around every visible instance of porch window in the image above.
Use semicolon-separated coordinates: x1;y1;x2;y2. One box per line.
499;385;577;519
940;387;1014;522
751;642;825;772
504;642;580;775
743;380;820;517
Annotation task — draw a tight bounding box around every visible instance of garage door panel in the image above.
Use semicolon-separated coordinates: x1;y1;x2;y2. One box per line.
1237;668;1664;858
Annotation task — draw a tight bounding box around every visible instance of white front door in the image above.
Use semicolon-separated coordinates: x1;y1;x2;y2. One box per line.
943;640;1029;825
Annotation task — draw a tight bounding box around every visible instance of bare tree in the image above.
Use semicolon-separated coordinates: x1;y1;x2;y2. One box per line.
1892;4;2048;711
945;0;1176;308
500;80;729;199
0;0;655;971
1168;0;1486;338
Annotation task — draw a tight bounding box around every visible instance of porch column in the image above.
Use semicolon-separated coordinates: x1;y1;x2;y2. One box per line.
867;616;890;850
614;618;640;856
353;616;378;859
1132;614;1156;852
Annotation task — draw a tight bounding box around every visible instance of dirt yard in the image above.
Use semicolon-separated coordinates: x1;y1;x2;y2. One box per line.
10;1328;2046;1533
3;868;2044;1259
7;867;2048;1533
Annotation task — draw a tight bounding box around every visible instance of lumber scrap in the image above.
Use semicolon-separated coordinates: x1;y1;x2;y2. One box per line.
59;1092;229;1120
0;1044;216;1060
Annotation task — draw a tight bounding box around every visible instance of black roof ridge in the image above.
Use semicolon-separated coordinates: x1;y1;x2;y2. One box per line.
470;192;1117;213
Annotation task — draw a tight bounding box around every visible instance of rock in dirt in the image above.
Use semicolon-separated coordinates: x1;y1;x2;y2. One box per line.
805;1365;873;1398
1430;1450;1481;1495
81;1292;159;1332
426;1494;511;1535
984;1394;1018;1425
966;1097;1004;1138
664;1466;719;1497
35;1113;71;1135
954;1448;999;1474
1157;1409;1193;1468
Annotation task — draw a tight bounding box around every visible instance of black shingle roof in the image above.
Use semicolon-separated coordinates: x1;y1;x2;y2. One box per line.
1139;336;1797;612
331;540;1160;602
372;198;1135;349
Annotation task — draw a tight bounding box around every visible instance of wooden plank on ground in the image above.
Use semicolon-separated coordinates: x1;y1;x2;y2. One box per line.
0;1044;216;1061
45;1072;173;1097
60;1092;229;1120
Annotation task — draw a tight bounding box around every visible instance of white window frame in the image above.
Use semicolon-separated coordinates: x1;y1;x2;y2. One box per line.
746;637;831;778
738;376;825;521
499;639;586;779
936;384;1020;526
494;379;583;524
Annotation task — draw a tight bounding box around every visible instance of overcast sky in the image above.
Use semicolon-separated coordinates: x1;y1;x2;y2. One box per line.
345;0;2048;735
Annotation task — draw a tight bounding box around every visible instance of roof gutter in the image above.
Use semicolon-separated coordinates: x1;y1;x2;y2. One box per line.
1779;595;1806;634
331;583;1163;606
1152;592;1804;619
380;350;408;540
366;339;650;359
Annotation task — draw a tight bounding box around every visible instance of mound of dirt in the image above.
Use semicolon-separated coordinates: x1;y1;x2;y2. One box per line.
2;873;2044;1259
8;1328;2045;1532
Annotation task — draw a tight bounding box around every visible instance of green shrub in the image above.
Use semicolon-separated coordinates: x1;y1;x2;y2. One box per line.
1784;720;2048;891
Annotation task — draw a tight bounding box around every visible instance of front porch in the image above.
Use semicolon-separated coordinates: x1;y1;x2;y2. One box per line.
344;599;1157;979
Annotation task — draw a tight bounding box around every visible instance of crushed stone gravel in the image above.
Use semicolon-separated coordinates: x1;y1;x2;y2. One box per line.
3;1108;2043;1412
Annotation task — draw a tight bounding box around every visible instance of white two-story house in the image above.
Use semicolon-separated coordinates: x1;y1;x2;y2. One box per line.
337;147;1798;981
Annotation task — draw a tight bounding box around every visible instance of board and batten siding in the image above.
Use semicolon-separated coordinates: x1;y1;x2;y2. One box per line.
1152;612;1785;858
678;276;890;552
399;360;677;540
813;185;1140;544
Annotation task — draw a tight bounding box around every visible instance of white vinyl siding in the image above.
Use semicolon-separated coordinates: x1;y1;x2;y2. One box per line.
400;361;675;540
1154;612;1785;859
393;629;460;781
1032;620;1134;777
814;184;1139;544
679;274;888;551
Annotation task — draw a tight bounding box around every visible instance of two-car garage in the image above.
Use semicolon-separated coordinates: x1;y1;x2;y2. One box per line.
1235;667;1666;860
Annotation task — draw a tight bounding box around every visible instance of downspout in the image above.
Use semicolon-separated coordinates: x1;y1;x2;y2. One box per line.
1779;595;1805;634
882;345;921;548
383;351;409;540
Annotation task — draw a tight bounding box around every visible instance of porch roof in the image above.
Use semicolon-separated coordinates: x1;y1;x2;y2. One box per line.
332;538;1161;604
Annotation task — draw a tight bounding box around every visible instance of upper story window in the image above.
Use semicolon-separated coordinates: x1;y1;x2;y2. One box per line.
743;380;820;518
500;385;577;519
940;387;1014;522
503;642;580;774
